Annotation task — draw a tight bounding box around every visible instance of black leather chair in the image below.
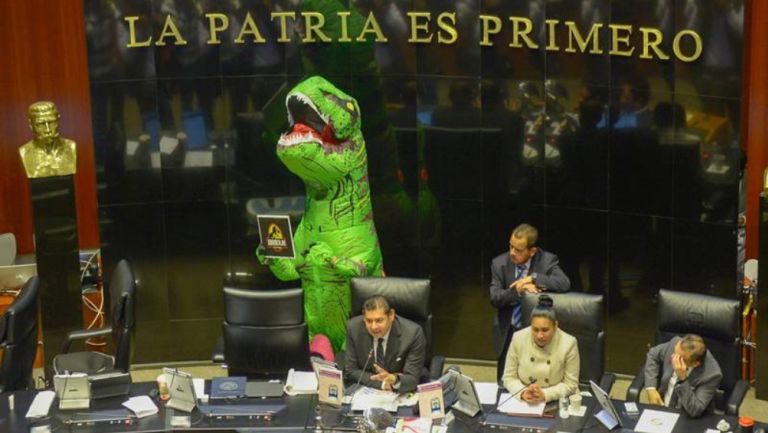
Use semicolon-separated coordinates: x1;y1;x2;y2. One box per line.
626;289;748;416
350;277;445;381
53;260;136;375
0;276;39;392
222;287;311;377
520;292;614;393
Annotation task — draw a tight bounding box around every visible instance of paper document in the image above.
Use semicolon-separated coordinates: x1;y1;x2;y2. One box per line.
351;387;399;412
395;392;418;407
633;409;679;433
284;369;318;395
193;378;209;402
474;382;499;405
496;394;545;416
396;417;432;433
122;396;158;418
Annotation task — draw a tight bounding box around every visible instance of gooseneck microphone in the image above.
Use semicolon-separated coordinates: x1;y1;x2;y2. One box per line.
494;378;538;412
354;347;375;389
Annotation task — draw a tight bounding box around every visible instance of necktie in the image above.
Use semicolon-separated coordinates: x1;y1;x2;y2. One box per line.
664;373;680;406
376;338;385;368
511;264;527;329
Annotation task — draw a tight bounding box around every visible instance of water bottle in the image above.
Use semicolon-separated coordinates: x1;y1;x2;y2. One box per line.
559;396;570;419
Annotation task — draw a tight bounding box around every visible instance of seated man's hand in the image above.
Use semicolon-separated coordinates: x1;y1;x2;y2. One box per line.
646;388;663;406
370;364;397;390
521;384;545;404
671;353;688;381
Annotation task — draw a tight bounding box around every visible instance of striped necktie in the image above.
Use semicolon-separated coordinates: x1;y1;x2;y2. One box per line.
375;338;385;368
511;264;527;329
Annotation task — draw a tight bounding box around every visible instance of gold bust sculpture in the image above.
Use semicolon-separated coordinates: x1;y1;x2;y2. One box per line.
19;101;77;178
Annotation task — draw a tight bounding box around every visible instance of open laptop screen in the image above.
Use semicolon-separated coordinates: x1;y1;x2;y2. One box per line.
590;380;623;429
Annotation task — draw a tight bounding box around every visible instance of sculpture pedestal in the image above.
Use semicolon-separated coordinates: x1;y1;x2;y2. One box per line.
757;193;768;399
29;175;82;366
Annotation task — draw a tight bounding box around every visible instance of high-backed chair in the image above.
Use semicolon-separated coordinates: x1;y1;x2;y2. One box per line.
0;276;39;392
53;260;136;374
350;277;445;381
520;292;614;393
222;287;310;377
626;289;748;416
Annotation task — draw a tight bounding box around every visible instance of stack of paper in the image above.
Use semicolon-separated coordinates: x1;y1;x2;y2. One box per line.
284;369;318;395
351;387;399;412
473;382;499;405
122;396;158;418
496;394;545;416
396;417;432;433
193;378;209;402
633;409;679;433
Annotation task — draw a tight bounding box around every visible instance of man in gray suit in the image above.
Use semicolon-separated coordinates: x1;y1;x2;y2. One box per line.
643;334;723;417
344;295;426;393
490;223;571;381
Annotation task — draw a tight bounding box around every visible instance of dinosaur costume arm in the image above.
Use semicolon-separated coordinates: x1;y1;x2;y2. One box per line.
304;241;369;278
256;246;300;281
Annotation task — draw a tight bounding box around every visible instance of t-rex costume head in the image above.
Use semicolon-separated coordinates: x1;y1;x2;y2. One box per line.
278;76;365;188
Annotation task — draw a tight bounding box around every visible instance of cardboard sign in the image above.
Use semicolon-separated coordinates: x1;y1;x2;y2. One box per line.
417;381;444;419
317;367;343;407
257;215;296;259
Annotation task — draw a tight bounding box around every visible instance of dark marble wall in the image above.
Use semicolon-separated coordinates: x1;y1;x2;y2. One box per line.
84;0;745;373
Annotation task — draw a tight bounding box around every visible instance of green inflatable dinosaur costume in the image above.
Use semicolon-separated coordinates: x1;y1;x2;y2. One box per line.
257;76;384;352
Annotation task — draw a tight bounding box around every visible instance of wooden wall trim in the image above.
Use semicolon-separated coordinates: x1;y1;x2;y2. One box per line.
0;0;99;253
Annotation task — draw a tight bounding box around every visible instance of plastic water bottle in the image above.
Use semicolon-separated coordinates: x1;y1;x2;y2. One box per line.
559;396;570;419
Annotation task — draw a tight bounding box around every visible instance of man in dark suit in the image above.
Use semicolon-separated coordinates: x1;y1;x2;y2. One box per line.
643;334;723;417
490;223;571;381
344;295;426;393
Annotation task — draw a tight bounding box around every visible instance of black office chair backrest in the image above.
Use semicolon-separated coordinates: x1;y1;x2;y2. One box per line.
108;260;136;372
223;287;303;326
422;127;488;201
350;277;432;362
521;292;604;384
0;276;39;392
656;289;741;396
222;287;309;377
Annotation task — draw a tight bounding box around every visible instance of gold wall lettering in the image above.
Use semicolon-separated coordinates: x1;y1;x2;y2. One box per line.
123;11;704;62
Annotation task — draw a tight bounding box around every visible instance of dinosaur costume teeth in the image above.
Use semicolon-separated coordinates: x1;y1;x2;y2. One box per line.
257;76;384;352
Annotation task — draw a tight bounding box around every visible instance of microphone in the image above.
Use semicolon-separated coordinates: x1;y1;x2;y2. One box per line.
494;378;538;412
354;347;375;390
60;373;71;406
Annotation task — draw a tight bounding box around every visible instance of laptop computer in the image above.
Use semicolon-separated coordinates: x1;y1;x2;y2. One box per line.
164;368;197;413
246;381;284;398
590;380;623;430
54;373;91;410
198;403;286;418
452;371;483;417
63;409;136;426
